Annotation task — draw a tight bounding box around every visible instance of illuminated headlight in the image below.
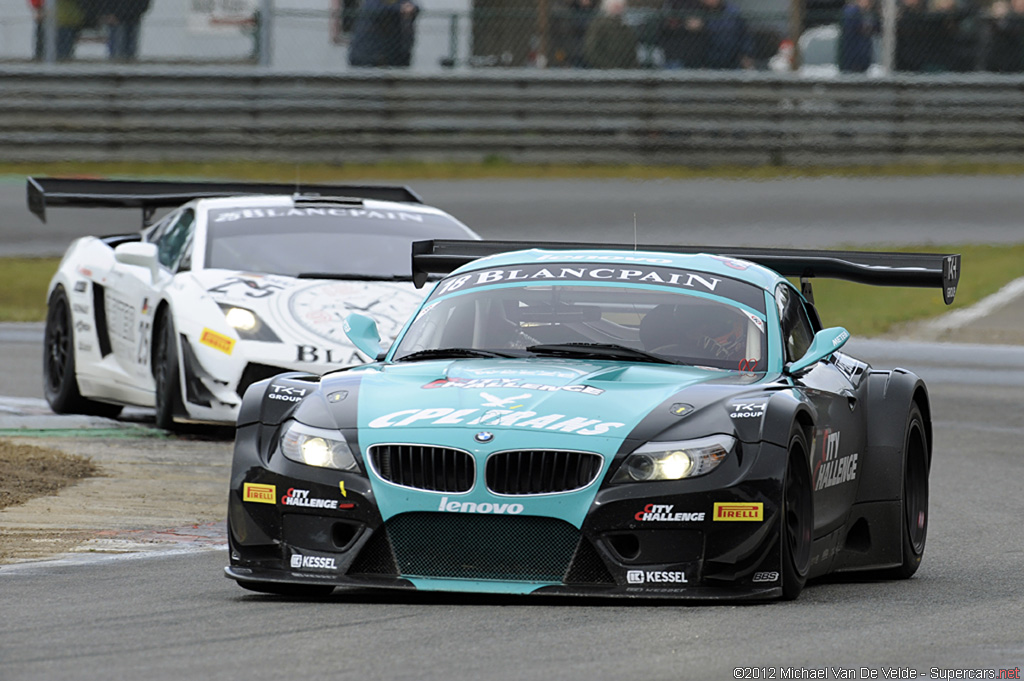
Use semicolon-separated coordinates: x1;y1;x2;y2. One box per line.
224;307;257;331
280;421;359;471
217;304;280;342
611;435;733;483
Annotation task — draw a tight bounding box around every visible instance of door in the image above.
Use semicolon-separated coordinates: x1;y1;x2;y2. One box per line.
105;208;195;388
776;284;865;539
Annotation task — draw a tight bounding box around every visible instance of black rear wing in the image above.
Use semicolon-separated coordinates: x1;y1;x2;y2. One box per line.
411;239;961;305
27;177;423;227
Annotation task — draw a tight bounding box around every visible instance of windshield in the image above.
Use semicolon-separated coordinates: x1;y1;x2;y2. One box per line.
392;274;768;372
204;205;470;277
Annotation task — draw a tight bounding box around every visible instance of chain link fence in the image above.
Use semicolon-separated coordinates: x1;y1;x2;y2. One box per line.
2;0;1022;74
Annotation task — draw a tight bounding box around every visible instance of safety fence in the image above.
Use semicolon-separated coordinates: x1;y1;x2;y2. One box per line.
2;67;1023;166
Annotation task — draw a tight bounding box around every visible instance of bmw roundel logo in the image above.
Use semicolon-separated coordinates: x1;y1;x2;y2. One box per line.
475;431;494;443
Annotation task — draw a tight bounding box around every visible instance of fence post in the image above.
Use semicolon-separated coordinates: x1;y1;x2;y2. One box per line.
258;0;274;67
447;13;459;67
881;0;896;73
43;0;57;64
788;0;804;70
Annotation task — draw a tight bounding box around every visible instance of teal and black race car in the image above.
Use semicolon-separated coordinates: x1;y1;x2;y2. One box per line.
224;240;960;601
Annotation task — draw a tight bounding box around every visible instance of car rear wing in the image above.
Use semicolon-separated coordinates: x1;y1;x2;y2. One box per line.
27;177;423;227
411;239;961;305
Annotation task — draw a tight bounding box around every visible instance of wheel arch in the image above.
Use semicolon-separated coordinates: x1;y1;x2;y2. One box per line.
858;369;931;504
150;299;174;377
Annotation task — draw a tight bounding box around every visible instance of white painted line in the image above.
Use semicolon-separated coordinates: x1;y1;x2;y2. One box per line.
923;276;1024;332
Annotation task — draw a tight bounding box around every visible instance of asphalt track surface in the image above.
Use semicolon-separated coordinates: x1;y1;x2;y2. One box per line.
1;175;1023;679
4;174;1024;256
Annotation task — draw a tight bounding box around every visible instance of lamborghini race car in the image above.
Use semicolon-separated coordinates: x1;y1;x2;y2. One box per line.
31;177;479;429
225;240;960;601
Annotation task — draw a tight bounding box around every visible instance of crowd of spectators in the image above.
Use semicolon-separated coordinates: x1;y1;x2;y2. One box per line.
543;0;1024;73
26;0;1024;72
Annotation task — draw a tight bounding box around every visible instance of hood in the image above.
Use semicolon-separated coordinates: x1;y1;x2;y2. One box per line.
191;269;424;345
353;358;758;442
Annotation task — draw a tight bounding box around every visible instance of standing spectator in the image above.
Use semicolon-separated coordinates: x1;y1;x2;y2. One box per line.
106;0;150;61
838;0;879;73
566;0;598;66
896;0;929;71
584;0;639;68
55;0;85;61
348;0;420;67
923;0;979;72
29;0;44;60
986;0;1024;71
695;0;753;70
660;0;706;69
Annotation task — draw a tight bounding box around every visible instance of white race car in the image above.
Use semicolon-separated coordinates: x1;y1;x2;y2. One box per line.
30;177;480;429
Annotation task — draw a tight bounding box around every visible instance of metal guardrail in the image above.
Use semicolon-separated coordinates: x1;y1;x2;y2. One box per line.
2;66;1023;166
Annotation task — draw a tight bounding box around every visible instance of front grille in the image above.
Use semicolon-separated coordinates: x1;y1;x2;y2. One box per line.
486;450;603;495
369;444;474;493
384;512;581;581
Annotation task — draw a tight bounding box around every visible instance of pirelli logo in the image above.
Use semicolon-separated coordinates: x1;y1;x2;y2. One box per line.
713;502;763;521
243;482;276;505
200;328;236;355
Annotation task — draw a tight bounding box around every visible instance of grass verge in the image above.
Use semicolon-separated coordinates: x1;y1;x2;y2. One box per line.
4;160;1024;183
3;244;1024;335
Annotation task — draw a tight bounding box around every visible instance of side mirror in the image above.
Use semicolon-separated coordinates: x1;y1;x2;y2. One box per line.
344;312;384;361
113;241;159;280
786;327;850;375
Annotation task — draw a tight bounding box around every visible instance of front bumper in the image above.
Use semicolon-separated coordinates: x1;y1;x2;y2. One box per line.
226;423;789;601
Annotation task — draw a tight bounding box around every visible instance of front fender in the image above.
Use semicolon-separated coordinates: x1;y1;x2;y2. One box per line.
237;372;320;427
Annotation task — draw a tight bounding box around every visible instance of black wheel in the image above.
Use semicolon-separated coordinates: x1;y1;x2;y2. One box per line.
43;286;123;418
886;403;929;579
153;312;182;431
780;426;813;600
237;580;335;598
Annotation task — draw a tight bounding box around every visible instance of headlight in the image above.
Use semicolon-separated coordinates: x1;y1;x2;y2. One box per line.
217;304;281;342
611;435;733;483
280;420;360;471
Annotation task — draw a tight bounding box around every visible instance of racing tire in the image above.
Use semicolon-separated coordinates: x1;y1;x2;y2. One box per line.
884;403;929;580
780;426;813;600
237;580;336;598
153;311;183;431
42;287;123;418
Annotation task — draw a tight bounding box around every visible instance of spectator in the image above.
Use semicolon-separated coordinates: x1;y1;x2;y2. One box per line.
29;0;44;60
660;0;706;69
584;0;639;68
985;0;1024;72
567;0;598;67
106;0;150;61
695;0;753;70
896;0;930;71
55;0;85;61
838;0;878;73
927;0;979;72
348;0;420;67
